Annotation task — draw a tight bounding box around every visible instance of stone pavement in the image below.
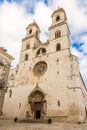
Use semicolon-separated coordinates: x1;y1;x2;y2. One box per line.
0;119;87;130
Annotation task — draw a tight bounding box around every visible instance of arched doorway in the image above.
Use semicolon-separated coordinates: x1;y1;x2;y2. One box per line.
28;89;46;119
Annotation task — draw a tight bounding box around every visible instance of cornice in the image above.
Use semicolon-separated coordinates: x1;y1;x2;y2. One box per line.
48;21;66;30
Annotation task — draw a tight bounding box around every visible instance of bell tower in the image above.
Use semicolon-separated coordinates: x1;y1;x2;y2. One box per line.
19;21;41;63
52;7;67;24
26;21;41;39
49;8;70;50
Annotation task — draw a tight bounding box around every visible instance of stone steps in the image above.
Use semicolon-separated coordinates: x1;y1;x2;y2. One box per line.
0;116;48;124
18;119;48;124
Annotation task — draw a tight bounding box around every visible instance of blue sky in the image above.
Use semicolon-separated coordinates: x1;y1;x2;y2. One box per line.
0;0;87;86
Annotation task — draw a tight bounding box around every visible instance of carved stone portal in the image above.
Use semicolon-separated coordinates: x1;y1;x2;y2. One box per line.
28;86;47;119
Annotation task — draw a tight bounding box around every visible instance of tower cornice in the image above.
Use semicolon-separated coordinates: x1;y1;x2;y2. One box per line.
22;35;41;43
48;21;67;30
26;22;41;32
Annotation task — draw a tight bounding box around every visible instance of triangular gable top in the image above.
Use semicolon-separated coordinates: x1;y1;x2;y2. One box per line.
28;83;46;98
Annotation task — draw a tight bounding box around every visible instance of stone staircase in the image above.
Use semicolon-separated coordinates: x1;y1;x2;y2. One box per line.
0;116;48;124
18;119;48;124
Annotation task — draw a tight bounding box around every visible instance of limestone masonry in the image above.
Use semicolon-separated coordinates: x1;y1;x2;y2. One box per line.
2;8;87;123
0;48;13;115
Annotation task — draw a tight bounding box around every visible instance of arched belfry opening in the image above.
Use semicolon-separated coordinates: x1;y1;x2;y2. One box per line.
28;84;47;119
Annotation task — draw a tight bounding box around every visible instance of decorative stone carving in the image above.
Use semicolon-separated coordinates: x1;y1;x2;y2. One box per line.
33;61;47;77
17;78;29;86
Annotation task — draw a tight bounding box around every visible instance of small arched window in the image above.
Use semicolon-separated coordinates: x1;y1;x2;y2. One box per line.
25;54;28;61
29;29;32;34
56;16;60;22
26;44;30;50
55;30;61;38
36;48;46;56
56;43;61;51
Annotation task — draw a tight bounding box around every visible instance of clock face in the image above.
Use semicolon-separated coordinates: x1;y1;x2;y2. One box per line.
33;61;47;77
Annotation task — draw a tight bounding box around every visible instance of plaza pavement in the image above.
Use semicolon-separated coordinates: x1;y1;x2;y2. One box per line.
0;119;87;130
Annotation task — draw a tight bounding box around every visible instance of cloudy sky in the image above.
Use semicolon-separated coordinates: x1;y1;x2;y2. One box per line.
0;0;87;86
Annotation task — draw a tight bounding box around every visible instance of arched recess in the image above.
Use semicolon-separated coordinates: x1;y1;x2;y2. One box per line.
25;54;28;61
56;16;60;22
28;85;47;119
55;30;61;38
56;43;61;51
36;48;46;57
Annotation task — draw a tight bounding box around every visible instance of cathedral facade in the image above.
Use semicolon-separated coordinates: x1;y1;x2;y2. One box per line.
3;8;87;123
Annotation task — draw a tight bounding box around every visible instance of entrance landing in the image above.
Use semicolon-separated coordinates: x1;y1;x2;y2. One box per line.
18;119;47;124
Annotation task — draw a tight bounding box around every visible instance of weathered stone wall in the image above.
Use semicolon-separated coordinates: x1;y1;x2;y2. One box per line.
0;48;13;115
2;8;87;123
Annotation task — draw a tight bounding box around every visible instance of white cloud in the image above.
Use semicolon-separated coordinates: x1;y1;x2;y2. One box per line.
0;1;34;67
34;1;52;41
80;56;87;82
71;46;87;86
71;47;82;59
48;0;87;35
80;35;87;52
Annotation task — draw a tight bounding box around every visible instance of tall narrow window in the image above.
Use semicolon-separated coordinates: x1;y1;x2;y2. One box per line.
9;90;12;98
36;31;38;35
55;30;61;38
29;29;32;34
36;31;38;38
85;107;87;117
58;100;60;106
25;54;28;61
19;103;21;109
56;43;61;51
